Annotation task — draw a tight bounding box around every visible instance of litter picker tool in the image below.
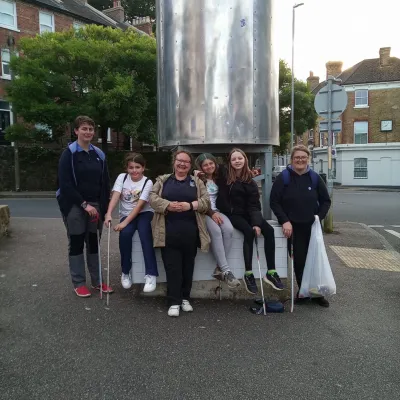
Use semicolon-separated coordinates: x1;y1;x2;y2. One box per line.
254;235;266;316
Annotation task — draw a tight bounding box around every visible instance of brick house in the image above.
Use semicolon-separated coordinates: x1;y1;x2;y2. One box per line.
300;47;400;149
0;0;152;146
301;47;400;187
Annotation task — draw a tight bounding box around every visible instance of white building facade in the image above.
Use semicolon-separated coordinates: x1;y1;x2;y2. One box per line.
313;143;400;187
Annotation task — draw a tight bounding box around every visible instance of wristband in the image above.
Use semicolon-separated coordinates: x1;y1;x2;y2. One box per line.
189;202;194;211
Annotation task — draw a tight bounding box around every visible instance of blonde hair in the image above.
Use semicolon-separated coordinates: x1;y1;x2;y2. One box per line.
290;145;311;160
227;148;253;185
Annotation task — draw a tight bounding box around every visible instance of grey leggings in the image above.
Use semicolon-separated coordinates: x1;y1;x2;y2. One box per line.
205;213;234;273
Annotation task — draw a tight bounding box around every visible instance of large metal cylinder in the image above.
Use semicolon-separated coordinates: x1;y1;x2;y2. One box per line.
156;0;279;149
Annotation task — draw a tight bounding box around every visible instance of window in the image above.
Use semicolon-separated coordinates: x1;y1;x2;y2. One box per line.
0;0;17;29
39;12;54;33
309;129;314;139
319;159;323;173
98;127;112;143
355;89;368;107
1;49;11;79
354;121;368;144
354;158;368;179
73;22;84;31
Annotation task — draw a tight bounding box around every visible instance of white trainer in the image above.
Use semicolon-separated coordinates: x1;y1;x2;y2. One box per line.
181;300;193;312
121;273;132;289
168;305;180;317
143;275;157;293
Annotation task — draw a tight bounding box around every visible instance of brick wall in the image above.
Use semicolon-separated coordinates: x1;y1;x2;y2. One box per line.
0;1;86;98
341;88;400;144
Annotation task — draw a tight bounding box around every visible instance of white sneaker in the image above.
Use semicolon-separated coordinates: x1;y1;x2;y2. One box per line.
181;300;193;312
121;273;132;289
168;305;180;317
143;275;157;293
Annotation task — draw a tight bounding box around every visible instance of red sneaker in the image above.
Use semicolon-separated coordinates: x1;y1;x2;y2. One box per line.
92;283;114;293
74;286;91;297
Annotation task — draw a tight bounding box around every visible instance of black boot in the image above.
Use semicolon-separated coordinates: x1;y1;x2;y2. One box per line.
312;297;330;308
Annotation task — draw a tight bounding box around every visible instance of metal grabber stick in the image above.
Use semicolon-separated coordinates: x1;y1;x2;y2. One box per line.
106;222;111;306
254;235;266;316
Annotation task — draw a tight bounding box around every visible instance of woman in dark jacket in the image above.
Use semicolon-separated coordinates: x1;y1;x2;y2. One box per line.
270;145;331;307
215;148;284;295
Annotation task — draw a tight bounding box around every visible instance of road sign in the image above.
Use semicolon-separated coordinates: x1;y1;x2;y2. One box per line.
314;83;348;119
319;120;342;132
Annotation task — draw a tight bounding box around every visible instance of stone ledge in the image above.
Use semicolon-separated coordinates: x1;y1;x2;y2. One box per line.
0;205;10;238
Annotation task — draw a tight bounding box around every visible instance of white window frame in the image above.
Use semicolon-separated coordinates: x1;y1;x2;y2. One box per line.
39;11;55;33
98;127;112;143
309;129;314;139
1;49;11;80
354;158;368;179
354;121;368;144
0;0;18;31
355;89;368;108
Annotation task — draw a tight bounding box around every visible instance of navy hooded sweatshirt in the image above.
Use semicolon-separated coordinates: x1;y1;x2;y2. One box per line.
270;166;331;225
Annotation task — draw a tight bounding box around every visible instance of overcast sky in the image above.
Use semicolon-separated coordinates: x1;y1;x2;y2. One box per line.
275;0;399;82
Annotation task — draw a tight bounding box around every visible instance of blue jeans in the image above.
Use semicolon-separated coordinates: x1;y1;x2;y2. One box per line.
119;211;158;276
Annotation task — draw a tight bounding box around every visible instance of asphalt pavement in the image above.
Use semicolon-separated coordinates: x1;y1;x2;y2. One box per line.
1;211;400;399
333;190;400;253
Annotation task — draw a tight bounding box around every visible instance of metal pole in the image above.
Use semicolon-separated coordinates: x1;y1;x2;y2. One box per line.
260;147;273;219
290;6;295;151
291;3;304;151
8;34;20;192
324;76;334;233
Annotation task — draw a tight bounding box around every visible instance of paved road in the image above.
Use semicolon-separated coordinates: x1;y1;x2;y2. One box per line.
333;190;400;253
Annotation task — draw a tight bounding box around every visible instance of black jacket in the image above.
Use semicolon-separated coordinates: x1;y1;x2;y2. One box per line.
215;165;264;227
270;166;331;225
57;146;110;218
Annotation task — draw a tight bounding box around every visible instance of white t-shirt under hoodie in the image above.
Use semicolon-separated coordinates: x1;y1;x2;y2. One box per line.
112;174;154;218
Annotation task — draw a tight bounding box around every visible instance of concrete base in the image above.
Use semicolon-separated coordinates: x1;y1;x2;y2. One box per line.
0;205;10;238
130;220;290;299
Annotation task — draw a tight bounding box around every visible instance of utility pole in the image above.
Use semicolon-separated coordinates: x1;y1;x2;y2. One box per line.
290;3;304;151
7;32;20;192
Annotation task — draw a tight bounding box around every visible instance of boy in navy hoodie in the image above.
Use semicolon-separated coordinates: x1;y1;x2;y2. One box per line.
57;116;112;297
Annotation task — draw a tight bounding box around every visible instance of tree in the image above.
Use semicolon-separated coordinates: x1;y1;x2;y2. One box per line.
278;59;317;154
6;25;157;152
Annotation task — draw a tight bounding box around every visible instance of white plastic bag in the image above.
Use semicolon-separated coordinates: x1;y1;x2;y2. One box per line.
299;216;336;298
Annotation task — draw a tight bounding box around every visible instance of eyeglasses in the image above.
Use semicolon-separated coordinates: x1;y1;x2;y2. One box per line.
293;156;308;161
175;159;191;165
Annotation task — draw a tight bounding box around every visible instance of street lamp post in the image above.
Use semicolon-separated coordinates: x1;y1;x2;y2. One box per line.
290;2;304;151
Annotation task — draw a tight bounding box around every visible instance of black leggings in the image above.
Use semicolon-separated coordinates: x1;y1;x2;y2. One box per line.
288;223;313;288
228;215;276;272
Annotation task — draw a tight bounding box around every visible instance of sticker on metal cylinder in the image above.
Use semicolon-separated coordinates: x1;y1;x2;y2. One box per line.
240;18;246;27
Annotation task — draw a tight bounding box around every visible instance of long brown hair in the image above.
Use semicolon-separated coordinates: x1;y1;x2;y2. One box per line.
195;153;219;182
227;148;253;185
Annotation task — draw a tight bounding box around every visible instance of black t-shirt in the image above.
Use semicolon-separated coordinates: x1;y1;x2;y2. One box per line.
162;175;198;240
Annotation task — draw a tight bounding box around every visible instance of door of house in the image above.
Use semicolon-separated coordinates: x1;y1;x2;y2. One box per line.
0;109;11;145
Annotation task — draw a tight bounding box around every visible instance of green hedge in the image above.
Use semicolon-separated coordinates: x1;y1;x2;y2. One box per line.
0;146;173;191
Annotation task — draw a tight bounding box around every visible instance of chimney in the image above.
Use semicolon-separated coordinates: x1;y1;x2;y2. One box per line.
103;0;125;23
307;71;320;91
326;61;343;79
131;16;153;35
379;47;391;67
